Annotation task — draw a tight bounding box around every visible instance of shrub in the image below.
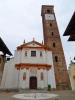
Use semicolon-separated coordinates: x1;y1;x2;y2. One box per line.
48;84;51;91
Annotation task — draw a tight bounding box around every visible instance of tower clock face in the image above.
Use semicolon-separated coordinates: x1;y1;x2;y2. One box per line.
45;14;55;20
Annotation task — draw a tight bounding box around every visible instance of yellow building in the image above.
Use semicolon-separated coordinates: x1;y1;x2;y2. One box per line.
68;61;75;90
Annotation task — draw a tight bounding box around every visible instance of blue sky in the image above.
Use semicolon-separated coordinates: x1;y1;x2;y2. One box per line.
0;0;75;67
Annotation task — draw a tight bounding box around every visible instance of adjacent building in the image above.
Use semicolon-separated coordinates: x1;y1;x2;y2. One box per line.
68;61;75;90
63;11;75;41
0;37;12;84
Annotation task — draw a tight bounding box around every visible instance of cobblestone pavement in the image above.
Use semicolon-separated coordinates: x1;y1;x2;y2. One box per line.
0;90;75;100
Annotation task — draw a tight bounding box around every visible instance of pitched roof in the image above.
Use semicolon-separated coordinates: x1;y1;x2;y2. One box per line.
17;40;51;51
22;40;44;47
63;12;75;36
0;37;12;55
68;35;75;41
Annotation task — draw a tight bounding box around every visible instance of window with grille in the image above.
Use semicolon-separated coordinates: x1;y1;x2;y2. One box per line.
31;51;36;57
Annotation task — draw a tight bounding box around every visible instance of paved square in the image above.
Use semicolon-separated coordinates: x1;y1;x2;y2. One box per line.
0;90;75;100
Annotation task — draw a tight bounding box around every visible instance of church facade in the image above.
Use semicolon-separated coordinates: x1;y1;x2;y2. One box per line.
1;40;56;89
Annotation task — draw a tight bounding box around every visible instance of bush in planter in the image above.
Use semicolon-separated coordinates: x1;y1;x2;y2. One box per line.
48;84;51;90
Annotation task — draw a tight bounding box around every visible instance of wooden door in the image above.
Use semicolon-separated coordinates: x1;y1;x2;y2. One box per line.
30;77;37;89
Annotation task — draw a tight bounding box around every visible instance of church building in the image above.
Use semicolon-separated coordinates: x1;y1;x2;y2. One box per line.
0;5;71;90
1;39;56;89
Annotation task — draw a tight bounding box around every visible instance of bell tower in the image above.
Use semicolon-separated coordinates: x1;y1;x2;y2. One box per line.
41;5;71;90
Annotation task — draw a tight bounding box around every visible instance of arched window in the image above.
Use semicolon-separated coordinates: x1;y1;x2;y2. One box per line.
53;42;56;47
25;51;27;56
40;51;42;57
52;32;54;36
47;9;50;13
50;23;52;27
23;72;26;80
55;56;58;62
41;72;43;80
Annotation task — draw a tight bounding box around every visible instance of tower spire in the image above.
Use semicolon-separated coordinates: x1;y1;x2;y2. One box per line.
23;40;25;44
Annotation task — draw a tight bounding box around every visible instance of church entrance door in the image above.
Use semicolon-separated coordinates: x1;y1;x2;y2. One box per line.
30;77;37;89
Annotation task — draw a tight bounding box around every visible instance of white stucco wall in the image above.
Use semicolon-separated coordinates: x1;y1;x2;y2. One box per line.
14;48;53;65
18;67;56;89
18;68;48;89
19;69;29;89
0;58;18;89
1;42;56;89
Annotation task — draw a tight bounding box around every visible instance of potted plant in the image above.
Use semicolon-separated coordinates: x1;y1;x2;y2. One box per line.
48;84;51;91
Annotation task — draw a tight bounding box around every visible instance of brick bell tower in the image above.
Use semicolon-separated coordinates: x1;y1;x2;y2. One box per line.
41;5;71;90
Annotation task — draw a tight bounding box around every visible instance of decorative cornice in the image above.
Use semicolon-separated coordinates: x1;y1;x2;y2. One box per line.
15;63;51;70
17;46;50;51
